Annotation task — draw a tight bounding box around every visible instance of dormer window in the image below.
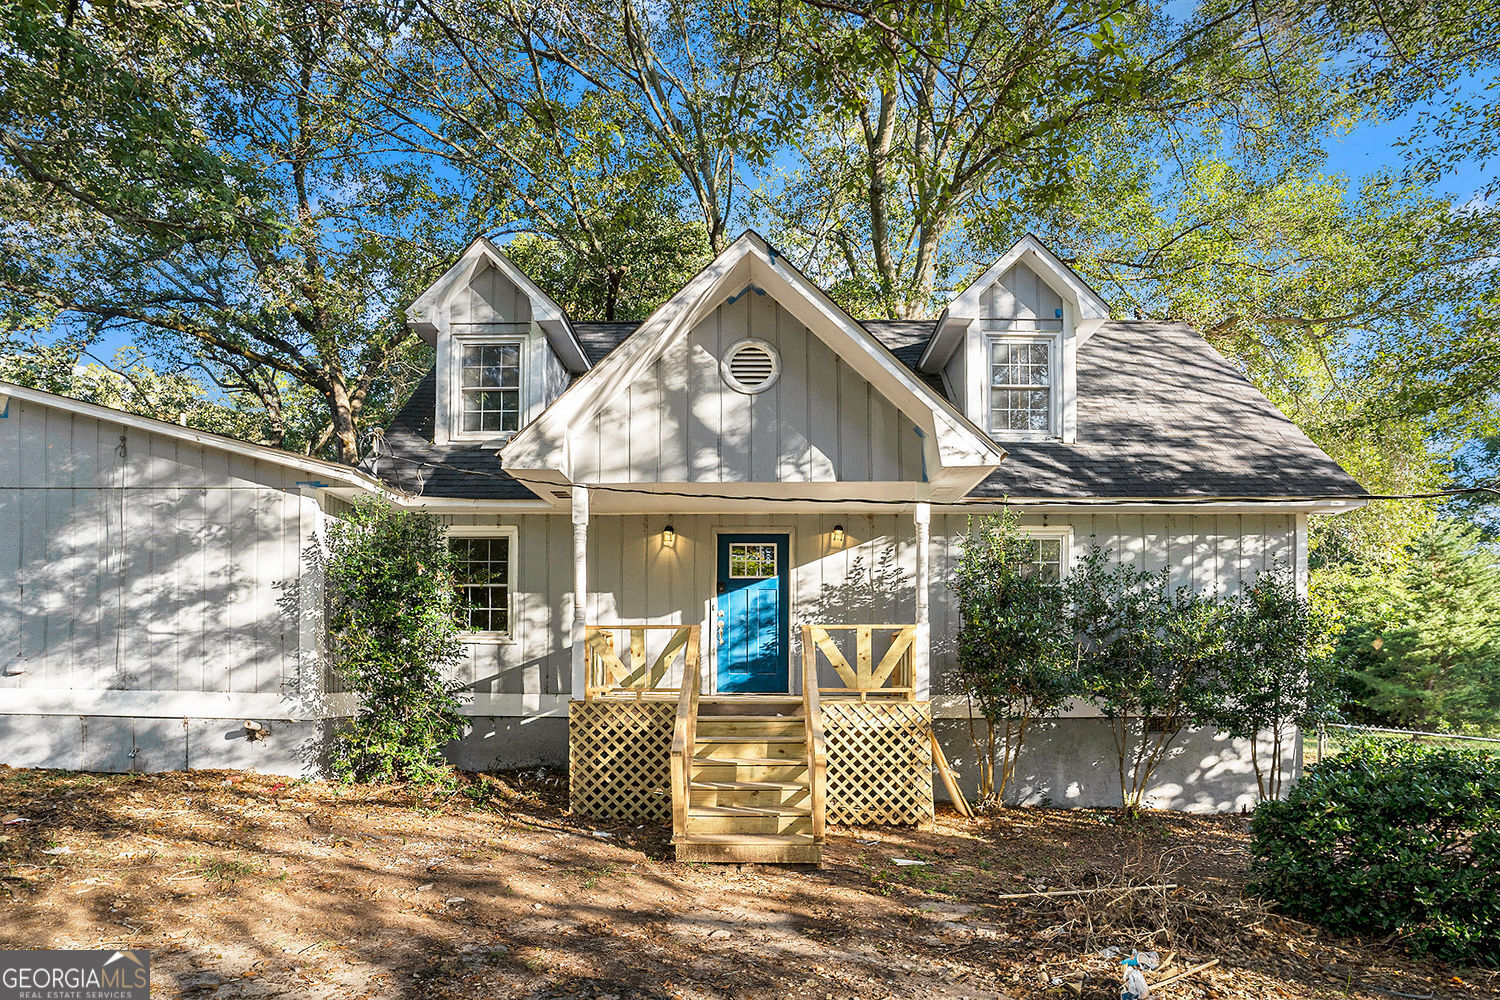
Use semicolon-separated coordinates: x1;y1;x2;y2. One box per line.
989;336;1056;435
918;235;1112;446
460;342;522;434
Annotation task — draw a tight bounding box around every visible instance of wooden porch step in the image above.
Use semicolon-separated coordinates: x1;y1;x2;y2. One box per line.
695;721;806;740
674;833;820;864
691;779;805;791
689;804;810;818
698;695;803;705
696;714;804;722
693;755;804;767
695;734;804;743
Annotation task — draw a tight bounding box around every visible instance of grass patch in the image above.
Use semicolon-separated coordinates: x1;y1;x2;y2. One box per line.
189;856;258;884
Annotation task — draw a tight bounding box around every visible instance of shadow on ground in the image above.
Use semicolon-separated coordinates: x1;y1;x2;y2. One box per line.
0;767;1489;1000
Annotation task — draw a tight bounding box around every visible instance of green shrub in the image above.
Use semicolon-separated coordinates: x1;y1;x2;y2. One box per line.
1250;739;1500;965
951;512;1078;803
323;498;466;785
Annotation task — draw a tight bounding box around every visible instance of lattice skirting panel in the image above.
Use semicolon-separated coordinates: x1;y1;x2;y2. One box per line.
823;700;935;828
569;700;675;823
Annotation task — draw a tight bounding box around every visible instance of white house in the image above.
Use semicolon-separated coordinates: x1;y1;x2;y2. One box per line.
0;231;1364;862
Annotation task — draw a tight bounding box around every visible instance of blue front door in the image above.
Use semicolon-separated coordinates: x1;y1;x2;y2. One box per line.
715;533;790;693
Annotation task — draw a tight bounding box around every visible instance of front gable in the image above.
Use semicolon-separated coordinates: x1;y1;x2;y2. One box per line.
571;287;928;486
502;232;1003;507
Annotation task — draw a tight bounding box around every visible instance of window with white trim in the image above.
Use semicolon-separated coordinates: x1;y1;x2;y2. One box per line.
989;337;1054;435
459;342;522;434
448;529;516;636
1017;529;1069;583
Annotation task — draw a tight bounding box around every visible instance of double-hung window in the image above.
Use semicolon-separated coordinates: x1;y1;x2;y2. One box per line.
1016;532;1067;583
448;527;517;639
459;342;522;435
989;338;1054;435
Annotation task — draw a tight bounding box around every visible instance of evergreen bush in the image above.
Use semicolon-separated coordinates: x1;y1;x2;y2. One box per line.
951;512;1077;802
1250;739;1500;965
323;498;467;784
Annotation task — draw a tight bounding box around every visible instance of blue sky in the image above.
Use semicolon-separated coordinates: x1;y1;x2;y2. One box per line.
1325;108;1490;205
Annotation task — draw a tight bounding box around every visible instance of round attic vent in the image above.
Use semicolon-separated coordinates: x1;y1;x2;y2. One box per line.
721;339;781;394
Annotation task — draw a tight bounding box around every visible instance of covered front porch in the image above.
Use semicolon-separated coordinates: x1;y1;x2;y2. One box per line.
569;620;946;864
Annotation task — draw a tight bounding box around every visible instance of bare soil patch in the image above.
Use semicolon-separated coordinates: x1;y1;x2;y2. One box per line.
0;765;1491;1000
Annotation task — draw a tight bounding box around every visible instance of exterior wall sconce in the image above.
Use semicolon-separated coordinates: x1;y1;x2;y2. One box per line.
662;524;676;547
831;524;845;547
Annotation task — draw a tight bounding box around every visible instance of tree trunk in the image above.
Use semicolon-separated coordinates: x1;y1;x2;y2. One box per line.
326;376;359;465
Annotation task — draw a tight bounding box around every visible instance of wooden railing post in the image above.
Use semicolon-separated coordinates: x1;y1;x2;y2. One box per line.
670;625;702;844
802;625;828;844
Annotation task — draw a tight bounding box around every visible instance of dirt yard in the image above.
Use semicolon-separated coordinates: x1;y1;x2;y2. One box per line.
0;766;1491;1000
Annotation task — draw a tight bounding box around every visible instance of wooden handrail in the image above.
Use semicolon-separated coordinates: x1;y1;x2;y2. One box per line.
800;626;828;844
670;627;702;843
803;624;918;702
584;624;696;700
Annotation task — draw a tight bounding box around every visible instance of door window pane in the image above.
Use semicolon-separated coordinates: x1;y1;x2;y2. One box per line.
729;543;777;578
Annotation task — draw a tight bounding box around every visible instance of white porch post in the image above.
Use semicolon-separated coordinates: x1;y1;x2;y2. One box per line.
570;485;590;699
913;501;931;701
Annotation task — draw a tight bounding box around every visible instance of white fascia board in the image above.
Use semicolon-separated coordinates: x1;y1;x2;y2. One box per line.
399;496;556;513
576;480;961;511
0;687;357;720
920;234;1111;372
405;236;590;373
0;687;568;720
0;380;394;496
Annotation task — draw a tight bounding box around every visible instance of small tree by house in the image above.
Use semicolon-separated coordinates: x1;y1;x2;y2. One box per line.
324;498;467;784
1065;547;1235;816
1217;571;1339;801
950;512;1078;804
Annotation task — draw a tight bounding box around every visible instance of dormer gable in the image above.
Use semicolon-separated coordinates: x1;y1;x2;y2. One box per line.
919;235;1110;445
405;237;590;446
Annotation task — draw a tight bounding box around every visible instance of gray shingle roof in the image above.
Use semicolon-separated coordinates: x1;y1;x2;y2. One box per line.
371;371;536;500
573;322;641;366
972;320;1363;499
371;317;1363;501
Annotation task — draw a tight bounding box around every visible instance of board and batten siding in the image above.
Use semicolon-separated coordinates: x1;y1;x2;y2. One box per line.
928;510;1299;696
0;397;320;706
466;508;1299;701
569;292;927;485
981;261;1065;330
439;513;574;700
